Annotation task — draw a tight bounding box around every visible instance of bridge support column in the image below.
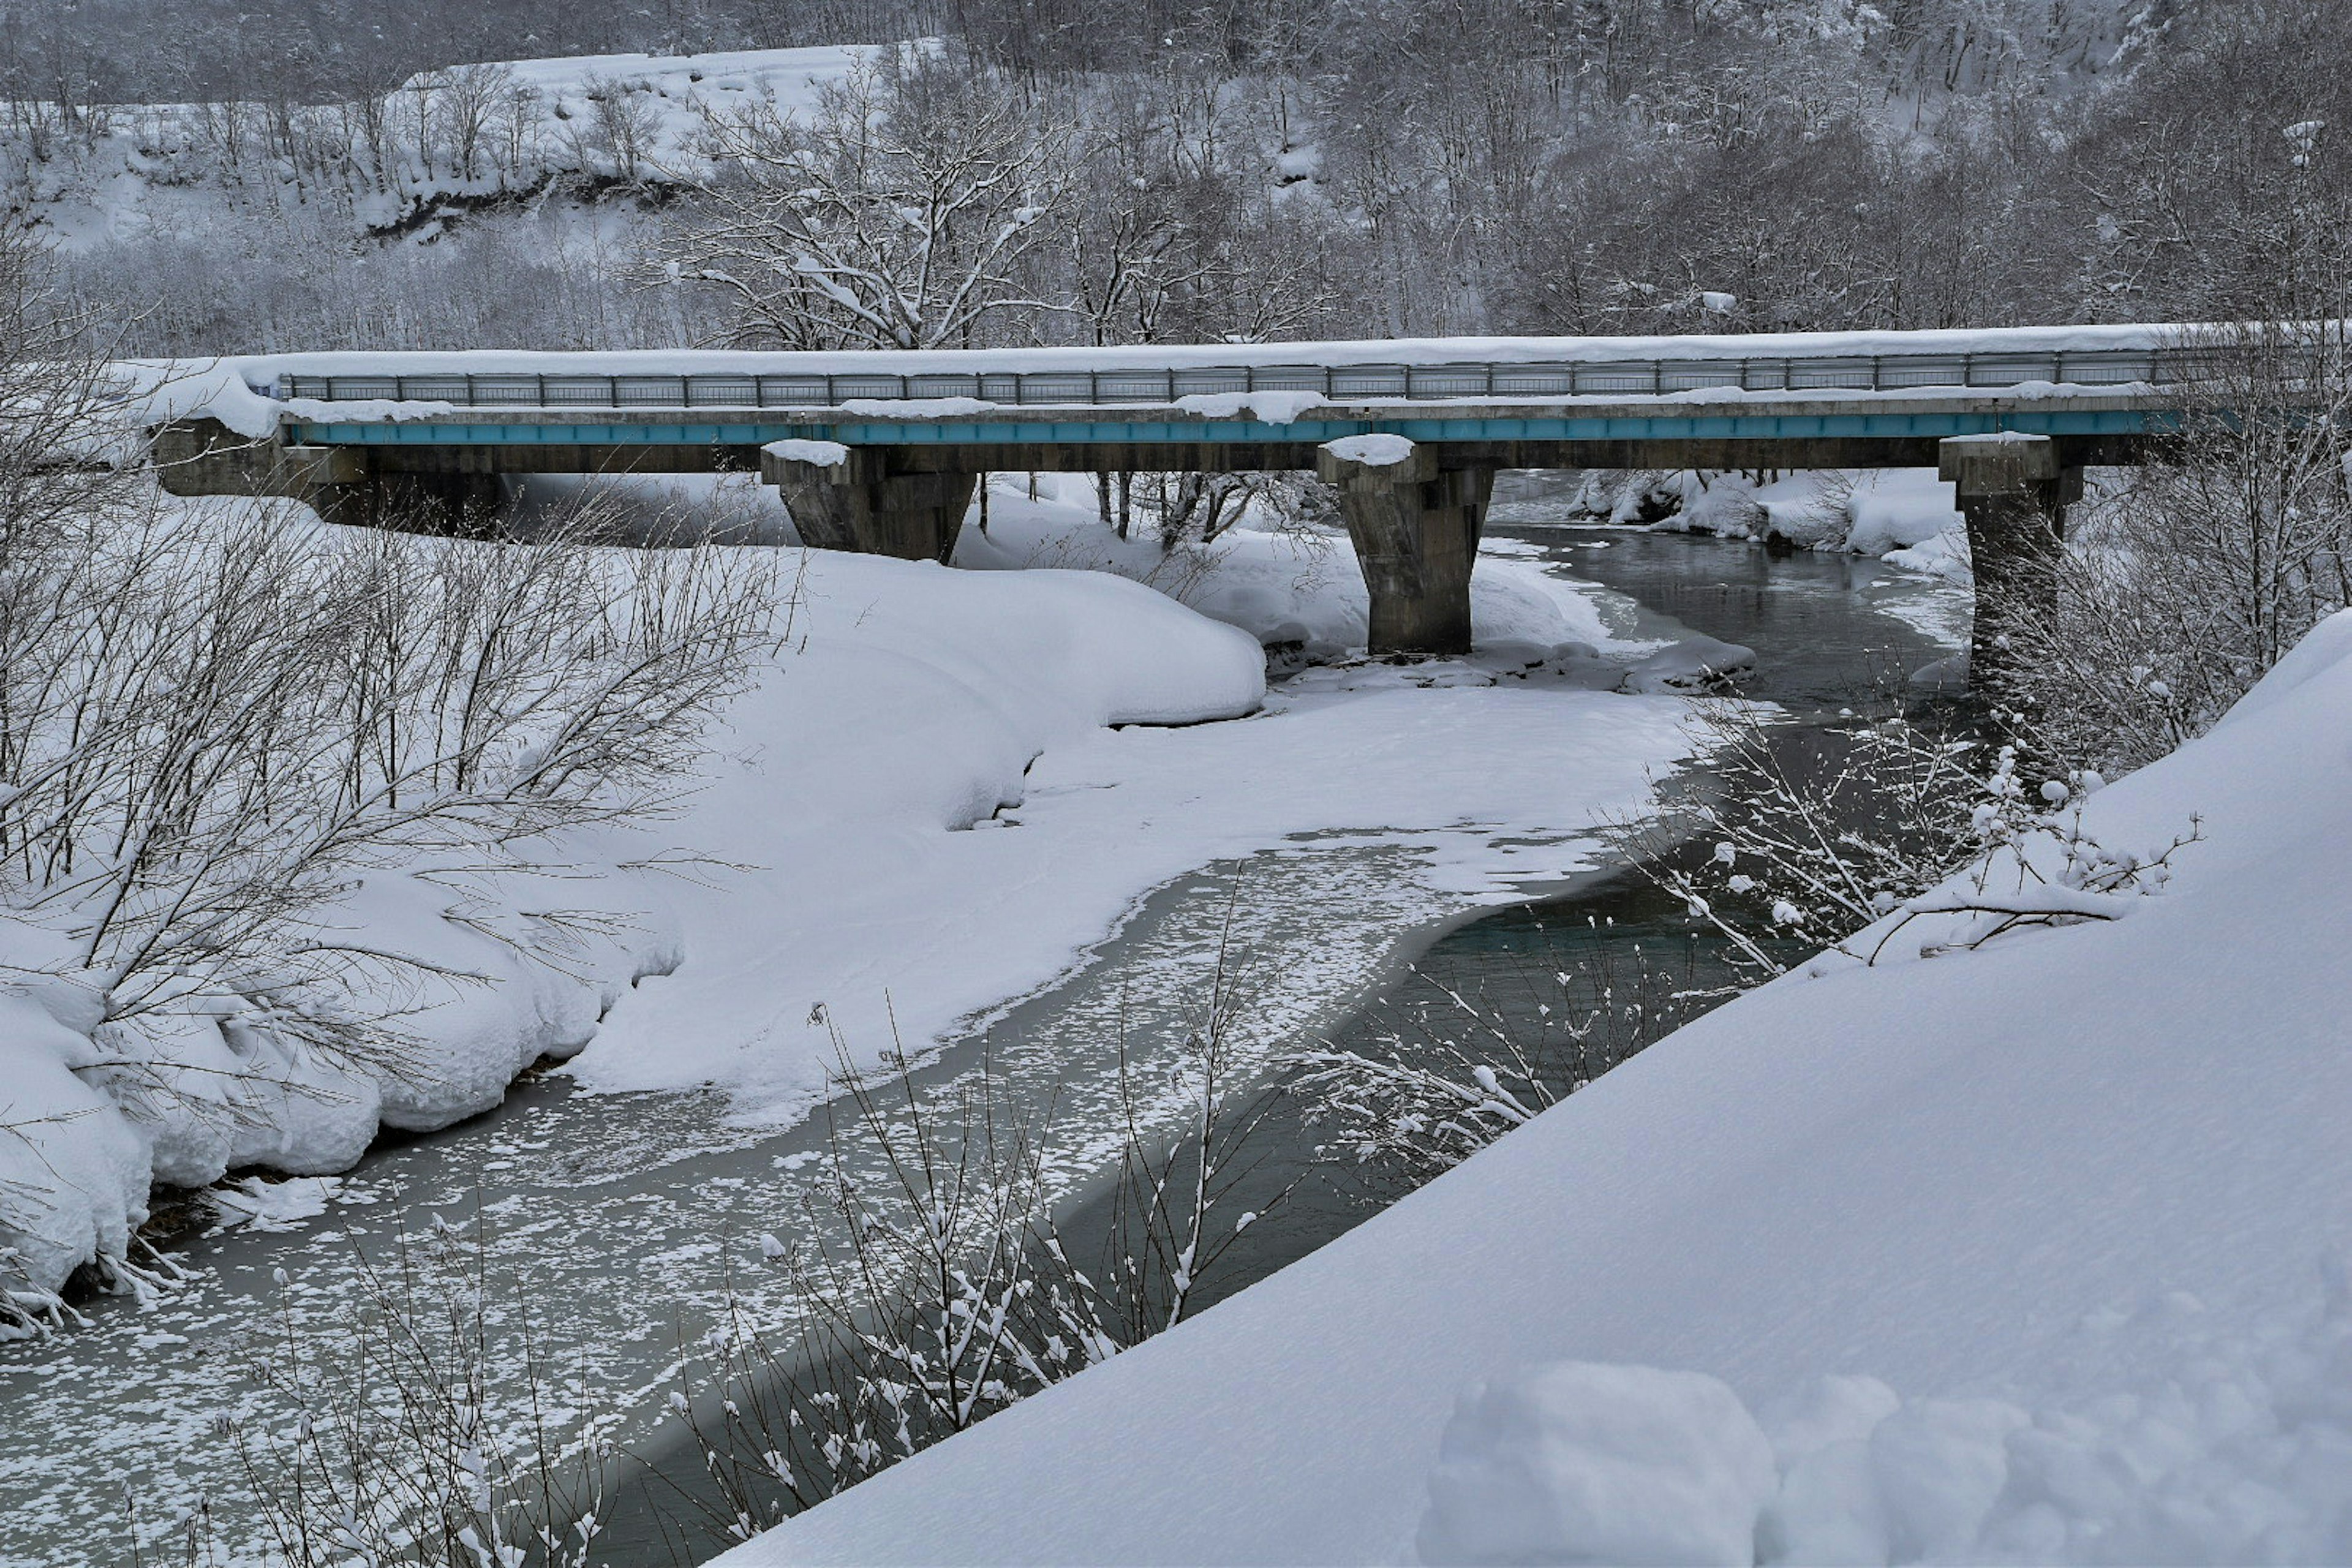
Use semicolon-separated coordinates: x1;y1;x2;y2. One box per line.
762;444;973;564
1939;433;2082;706
1317;439;1494;657
154;419;371;516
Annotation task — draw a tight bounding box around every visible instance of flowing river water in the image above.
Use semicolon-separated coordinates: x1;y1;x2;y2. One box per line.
0;478;1969;1564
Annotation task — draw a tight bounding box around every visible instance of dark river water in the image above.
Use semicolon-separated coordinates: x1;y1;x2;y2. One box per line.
587;494;1971;1552
0;484;1970;1565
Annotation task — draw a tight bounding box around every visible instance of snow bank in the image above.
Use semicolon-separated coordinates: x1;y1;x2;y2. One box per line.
954;473;1611;658
0;492;1269;1310
728;614;2352;1564
0;848;670;1321
1583;468;1972;581
567;532;1695;1109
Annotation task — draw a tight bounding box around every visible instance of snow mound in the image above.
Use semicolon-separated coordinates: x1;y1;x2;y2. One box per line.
1618;635;1758;693
1494;1267;2352;1567
1417;1361;1777;1567
1324;434;1418;467
955;473;1616;658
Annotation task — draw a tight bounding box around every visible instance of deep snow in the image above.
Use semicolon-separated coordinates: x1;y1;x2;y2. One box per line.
1;473;1698;1311
726;614;2352;1565
567;477;1684;1114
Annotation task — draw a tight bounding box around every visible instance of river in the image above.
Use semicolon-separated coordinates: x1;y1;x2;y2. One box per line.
0;480;1969;1564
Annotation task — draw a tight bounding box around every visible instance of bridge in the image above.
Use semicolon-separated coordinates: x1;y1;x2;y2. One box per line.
153;325;2242;677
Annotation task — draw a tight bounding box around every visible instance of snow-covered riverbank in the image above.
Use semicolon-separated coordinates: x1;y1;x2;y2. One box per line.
736;611;2352;1567
1;475;1704;1316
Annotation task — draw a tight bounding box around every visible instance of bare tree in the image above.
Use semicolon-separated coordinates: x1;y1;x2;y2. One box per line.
2002;322;2352;774
661;53;1080;350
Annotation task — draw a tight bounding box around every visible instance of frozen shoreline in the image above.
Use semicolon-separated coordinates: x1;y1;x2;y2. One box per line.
734;605;2352;1567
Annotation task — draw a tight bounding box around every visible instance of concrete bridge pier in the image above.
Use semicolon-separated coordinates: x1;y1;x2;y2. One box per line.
154;420;513;535
154;418;371;522
1939;433;2082;704
761;445;974;564
1316;439;1496;657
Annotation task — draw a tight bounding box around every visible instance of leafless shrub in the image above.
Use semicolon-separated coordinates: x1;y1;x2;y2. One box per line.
659;952;1285;1542
0;212;788;1308
1618;690;2199;980
0;493;782;1073
1294;922;1711;1187
1999;322;2352;775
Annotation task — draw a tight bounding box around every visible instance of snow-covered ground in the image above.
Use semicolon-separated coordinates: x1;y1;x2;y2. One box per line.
568;476;1689;1114
728;612;2352;1565
1580;467;1975;582
1;473;1700;1314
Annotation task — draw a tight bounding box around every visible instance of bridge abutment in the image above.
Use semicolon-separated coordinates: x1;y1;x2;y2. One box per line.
763;445;974;564
1317;439;1494;657
1939;434;2082;705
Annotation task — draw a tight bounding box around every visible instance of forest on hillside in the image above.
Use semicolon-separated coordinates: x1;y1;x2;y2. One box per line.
0;0;2345;354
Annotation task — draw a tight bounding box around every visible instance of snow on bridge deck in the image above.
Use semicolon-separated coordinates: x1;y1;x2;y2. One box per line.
148;322;2234;451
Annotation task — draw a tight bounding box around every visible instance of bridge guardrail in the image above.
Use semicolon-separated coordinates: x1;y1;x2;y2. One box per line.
274;345;2257;412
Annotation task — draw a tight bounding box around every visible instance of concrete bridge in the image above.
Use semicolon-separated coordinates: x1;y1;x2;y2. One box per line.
153;326;2239;679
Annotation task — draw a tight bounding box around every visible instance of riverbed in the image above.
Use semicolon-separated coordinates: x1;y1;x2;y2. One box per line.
0;489;1968;1564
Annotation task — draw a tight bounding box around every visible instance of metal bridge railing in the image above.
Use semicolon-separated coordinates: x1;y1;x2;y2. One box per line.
273;346;2239;412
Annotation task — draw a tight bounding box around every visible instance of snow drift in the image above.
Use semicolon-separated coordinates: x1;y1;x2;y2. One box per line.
0;510;1267;1319
731;613;2352;1565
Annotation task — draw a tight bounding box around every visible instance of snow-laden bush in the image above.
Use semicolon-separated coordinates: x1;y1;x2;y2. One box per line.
672;967;1280;1539
1632;697;2199;982
0;217;787;1326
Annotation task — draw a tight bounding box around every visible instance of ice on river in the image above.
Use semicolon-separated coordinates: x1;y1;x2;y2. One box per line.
734;611;2352;1567
2;478;1722;1561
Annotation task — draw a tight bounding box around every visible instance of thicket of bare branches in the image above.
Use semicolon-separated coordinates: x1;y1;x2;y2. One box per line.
660;51;1082;351
0;216;786;1327
26;1;2346;362
663;967;1283;1544
2000;320;2352;775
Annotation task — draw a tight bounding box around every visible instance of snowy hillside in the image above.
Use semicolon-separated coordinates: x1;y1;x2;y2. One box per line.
731;612;2352;1565
15;45;912;248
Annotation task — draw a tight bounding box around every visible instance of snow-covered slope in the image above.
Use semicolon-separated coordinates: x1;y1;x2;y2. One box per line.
0;514;1264;1313
731;612;2352;1565
14;45;912;249
569;478;1690;1112
4;472;1705;1316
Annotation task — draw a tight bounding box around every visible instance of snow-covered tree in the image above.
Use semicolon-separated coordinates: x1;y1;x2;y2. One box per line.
663;52;1080;351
